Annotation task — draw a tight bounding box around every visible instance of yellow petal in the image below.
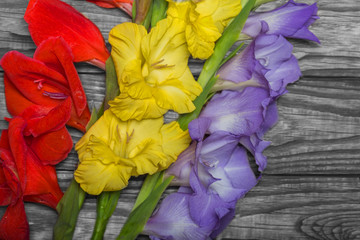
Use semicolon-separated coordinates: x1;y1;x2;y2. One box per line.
109;93;167;121
141;18;189;83
129;138;167;176
178;68;203;101
166;0;194;22
160;121;192;169
74;160;132;195
153;79;196;114
121;59;153;99
196;0;242;32
109;22;147;88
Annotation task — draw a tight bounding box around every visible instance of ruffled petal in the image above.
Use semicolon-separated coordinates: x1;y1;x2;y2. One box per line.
109;93;167;121
142;18;189;83
74;141;133;195
145;192;211;240
200;88;270;136
160;121;191;167
109;22;147;88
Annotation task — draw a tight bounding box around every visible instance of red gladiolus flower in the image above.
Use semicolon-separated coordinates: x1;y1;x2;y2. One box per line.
1;37;91;132
0;99;73;240
86;0;133;16
24;0;110;69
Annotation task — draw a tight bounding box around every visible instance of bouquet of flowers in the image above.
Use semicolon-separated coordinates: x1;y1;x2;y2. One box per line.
0;0;319;239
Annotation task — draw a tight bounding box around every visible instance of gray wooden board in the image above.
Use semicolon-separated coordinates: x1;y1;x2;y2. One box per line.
0;0;359;239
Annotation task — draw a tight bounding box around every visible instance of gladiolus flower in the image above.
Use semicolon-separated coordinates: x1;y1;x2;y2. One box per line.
242;0;320;43
74;110;191;195
108;18;202;121
1;37;91;132
0;99;73;240
86;0;133;16
166;0;243;59
24;0;110;69
215;33;302;98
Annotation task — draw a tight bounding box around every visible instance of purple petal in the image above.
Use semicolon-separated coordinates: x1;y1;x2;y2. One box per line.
188;118;211;141
254;34;301;97
165;142;197;186
208;146;258;202
259;100;278;136
239;134;271;171
145;192;212;240
188;169;235;231
254;34;293;71
200;88;270;136
243;0;320;42
217;43;256;84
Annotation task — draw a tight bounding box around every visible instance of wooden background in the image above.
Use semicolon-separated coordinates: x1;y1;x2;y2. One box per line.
1;0;360;239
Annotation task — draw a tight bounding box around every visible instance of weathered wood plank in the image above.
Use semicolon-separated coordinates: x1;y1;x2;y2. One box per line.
1;0;360;239
0;0;360;77
2;73;358;175
1;176;359;239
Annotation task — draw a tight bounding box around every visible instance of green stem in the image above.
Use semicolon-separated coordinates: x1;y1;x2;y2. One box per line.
253;0;276;8
117;174;174;240
132;172;161;210
177;75;218;130
53;179;86;240
196;0;255;88
151;0;168;27
91;191;121;240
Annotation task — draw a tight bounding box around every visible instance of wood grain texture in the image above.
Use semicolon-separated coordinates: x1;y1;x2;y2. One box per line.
0;0;359;239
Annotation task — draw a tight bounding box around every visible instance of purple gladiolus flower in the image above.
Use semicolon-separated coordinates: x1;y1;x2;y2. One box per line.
216;33;301;98
167;120;258;201
242;0;320;43
199;88;270;136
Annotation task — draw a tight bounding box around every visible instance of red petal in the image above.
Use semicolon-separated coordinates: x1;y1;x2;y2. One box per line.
34;37;88;117
3;75;42;118
24;0;110;65
30;127;73;165
24;193;62;209
1;51;69;108
0;147;21;200
86;0;132;9
67;103;91;132
8;118;28;192
1;51;89;132
23;150;63;207
23;98;72;137
0;200;29;240
0;130;10;150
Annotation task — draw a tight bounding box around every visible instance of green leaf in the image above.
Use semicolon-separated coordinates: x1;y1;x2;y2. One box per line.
53;179;86;240
91;191;121;240
132;172;161;210
104;56;119;111
196;0;255;88
151;0;168;27
86;107;100;131
177;75;218;130
117;174;174;240
219;42;245;67
253;0;276;9
134;0;153;30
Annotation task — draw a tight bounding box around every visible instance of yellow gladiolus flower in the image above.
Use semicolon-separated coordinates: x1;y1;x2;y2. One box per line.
167;0;242;59
74;110;191;195
108;18;202;121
